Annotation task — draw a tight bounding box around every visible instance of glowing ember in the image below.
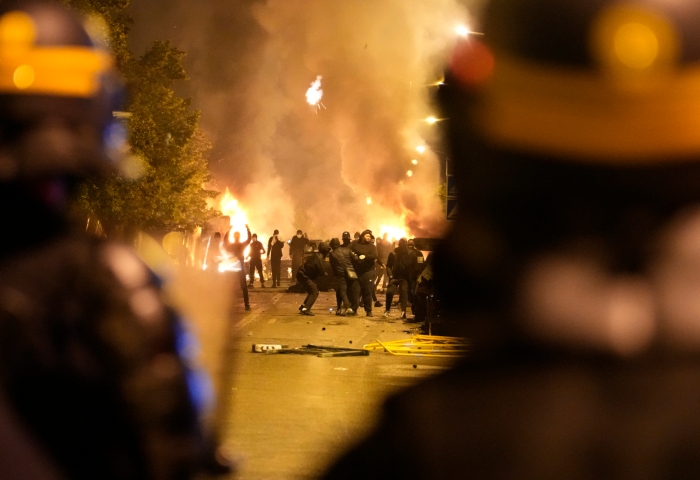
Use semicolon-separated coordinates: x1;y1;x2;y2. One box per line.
455;25;483;37
366;196;373;205
411;159;418;165
306;75;323;106
455;25;470;37
425;116;438;124
415;146;426;154
406;170;413;177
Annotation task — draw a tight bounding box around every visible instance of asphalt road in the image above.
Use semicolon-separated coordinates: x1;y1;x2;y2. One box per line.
177;274;461;480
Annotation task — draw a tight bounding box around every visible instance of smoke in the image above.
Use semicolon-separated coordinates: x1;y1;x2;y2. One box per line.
128;0;479;241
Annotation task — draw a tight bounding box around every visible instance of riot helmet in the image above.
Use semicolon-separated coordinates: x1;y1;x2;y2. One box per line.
0;0;125;181
435;0;700;339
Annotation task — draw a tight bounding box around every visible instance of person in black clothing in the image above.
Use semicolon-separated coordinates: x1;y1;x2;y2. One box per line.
0;2;231;478
406;238;425;307
267;229;285;287
329;237;356;316
383;238;410;319
351;230;379;317
297;242;331;315
223;224;252;310
248;233;266;287
289;230;309;285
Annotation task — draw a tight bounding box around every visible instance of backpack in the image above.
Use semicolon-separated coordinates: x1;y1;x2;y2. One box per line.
391;250;410;279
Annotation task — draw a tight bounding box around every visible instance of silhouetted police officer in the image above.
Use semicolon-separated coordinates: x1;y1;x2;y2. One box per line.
320;0;700;478
0;1;230;478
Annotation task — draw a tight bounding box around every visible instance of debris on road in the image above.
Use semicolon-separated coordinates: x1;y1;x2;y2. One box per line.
252;344;289;352
363;335;468;357
253;344;370;358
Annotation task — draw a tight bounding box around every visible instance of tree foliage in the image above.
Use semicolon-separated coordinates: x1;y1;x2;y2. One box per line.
62;0;220;236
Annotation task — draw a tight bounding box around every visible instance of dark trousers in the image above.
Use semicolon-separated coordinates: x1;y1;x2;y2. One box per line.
359;270;375;313
386;278;408;313
299;276;319;309
291;254;303;283
270;257;281;286
371;272;378;303
375;265;388;290
347;277;360;312
236;268;249;307
335;276;351;310
249;257;264;285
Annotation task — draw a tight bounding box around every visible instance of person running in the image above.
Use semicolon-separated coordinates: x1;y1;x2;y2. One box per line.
297;242;331;316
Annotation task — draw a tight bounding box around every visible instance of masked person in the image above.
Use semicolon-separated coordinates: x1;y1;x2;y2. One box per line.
297;242;331;316
248;233;266;287
0;1;231;478
289;229;309;285
222;224;251;310
351;230;378;317
319;0;700;478
382;238;410;319
267;229;284;287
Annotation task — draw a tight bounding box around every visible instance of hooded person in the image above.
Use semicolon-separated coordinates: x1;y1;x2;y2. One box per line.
350;229;378;317
297;241;331;316
320;0;700;478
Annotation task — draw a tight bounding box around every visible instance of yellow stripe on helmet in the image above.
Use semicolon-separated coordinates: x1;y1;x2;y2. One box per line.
0;10;113;97
474;54;700;162
0;46;113;97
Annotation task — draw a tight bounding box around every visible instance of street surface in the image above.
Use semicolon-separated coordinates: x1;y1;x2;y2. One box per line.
172;270;460;480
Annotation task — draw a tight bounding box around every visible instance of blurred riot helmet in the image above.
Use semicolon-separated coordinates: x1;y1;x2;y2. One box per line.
0;0;125;181
435;0;700;348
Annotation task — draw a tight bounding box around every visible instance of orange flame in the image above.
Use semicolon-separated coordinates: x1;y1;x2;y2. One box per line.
215;188;252;273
